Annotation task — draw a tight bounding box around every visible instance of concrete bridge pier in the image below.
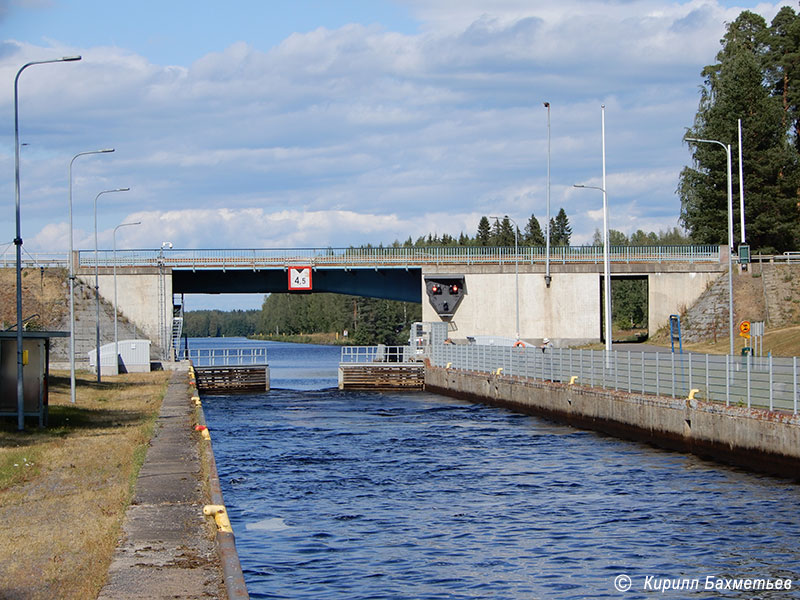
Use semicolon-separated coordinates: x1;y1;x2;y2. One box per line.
421;264;724;345
76;266;174;358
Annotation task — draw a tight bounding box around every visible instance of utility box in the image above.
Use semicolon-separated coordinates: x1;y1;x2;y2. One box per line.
410;322;450;356
89;339;151;375
0;331;69;427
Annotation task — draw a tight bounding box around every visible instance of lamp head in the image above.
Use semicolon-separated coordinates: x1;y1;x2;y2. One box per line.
62;55;82;62
543;102;550;108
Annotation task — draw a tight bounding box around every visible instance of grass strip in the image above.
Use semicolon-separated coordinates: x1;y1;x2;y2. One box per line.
0;369;169;600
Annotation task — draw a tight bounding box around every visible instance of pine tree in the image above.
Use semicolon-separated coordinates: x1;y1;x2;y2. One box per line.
493;216;516;246
550;208;572;246
524;213;545;245
476;216;491;246
679;10;800;252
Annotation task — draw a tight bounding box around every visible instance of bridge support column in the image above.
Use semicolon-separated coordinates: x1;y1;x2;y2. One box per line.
77;267;173;358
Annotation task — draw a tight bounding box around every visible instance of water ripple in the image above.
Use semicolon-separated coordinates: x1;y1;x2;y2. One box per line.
202;343;800;600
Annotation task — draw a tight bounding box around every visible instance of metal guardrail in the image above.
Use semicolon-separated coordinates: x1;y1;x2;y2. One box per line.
431;344;799;415
0;252;68;268
77;245;722;270
340;345;416;363
179;347;267;367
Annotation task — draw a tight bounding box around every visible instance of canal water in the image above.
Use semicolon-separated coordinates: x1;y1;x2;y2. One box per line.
198;339;800;599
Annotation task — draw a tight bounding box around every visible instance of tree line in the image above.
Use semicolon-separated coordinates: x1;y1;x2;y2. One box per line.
680;6;800;253
184;296;421;345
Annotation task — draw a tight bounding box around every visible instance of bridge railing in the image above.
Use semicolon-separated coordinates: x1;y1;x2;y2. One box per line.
179;347;267;367
341;345;416;363
431;344;799;415
76;245;722;269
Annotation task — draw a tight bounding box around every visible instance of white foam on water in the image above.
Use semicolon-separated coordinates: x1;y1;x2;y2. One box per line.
245;517;292;532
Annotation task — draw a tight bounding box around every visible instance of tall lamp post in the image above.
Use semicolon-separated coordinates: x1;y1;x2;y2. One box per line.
544;101;552;287
68;148;115;403
686;136;734;356
574;184;611;357
490;216;520;340
14;55;81;430
113;221;141;370
94;187;130;382
574;105;612;359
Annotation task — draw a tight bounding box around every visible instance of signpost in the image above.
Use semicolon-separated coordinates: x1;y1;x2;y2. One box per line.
288;266;312;291
669;314;682;354
739;320;751;339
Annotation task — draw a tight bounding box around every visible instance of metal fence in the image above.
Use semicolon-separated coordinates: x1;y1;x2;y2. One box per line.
340;345;416;363
431;344;799;415
78;245;722;270
179;347;267;367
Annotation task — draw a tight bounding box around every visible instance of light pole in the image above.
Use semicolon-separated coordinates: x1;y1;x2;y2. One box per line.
94;187;130;381
544;101;552;288
737;119;746;244
573;105;612;359
14;55;81;430
686;136;734;356
68;148;114;403
490;216;520;340
113;221;141;371
573;184;612;357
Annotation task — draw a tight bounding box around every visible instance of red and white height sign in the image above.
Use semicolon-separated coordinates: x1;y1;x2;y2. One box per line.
288;266;312;291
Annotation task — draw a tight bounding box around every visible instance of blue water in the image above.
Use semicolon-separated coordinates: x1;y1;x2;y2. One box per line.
199;339;800;599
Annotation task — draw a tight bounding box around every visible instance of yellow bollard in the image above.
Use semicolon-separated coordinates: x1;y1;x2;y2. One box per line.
495;368;503;375
688;389;700;400
569;376;578;385
201;428;211;441
446;362;452;369
203;505;233;533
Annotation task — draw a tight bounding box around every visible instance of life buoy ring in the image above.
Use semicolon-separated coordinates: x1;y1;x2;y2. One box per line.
513;341;526;348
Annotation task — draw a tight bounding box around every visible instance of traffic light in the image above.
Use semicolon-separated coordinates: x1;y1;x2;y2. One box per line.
424;276;466;318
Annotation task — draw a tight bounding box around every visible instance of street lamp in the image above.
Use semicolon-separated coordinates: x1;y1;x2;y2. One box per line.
94;187;130;382
68;148;114;403
574;105;612;359
685;136;734;356
490;216;520;340
113;221;141;371
14;55;81;430
573;184;612;357
544;101;552;288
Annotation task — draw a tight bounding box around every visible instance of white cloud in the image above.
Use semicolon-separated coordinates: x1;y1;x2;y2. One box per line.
3;0;790;261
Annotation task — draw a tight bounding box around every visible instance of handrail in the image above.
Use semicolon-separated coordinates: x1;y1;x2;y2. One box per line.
76;245;724;270
180;347;267;367
341;345;415;363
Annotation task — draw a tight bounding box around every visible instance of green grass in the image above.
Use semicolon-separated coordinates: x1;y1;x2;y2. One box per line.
0;447;42;490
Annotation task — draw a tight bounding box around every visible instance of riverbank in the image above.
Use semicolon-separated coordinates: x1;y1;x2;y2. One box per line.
250;331;348;345
0;371;171;598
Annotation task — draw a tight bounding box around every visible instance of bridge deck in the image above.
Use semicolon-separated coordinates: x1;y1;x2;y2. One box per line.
77;245;722;270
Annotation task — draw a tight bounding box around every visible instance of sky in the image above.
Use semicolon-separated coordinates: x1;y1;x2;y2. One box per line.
0;0;792;309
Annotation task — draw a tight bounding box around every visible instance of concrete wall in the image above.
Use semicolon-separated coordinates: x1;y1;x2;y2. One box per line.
77;267;172;353
422;266;600;345
423;263;726;345
648;271;722;335
425;365;800;479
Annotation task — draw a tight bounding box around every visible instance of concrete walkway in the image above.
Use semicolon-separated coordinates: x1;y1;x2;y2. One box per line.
97;371;226;599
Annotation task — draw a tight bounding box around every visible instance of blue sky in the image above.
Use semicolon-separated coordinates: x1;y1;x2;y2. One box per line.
0;0;792;309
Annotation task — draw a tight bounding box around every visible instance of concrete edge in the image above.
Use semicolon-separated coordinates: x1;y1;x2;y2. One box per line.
425;366;800;480
192;381;250;600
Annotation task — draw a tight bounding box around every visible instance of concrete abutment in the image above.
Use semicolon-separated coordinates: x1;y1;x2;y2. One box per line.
425;365;800;480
